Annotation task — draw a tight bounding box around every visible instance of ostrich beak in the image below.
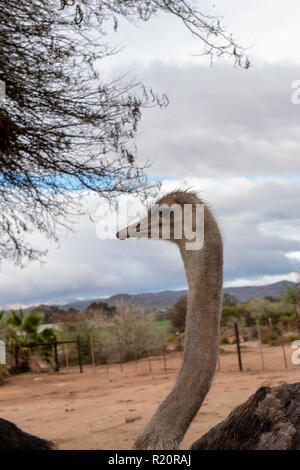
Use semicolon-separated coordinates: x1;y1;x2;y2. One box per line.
116;227;128;240
116;215;150;240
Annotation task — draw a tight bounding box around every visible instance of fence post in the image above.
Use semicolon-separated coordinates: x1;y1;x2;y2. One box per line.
281;338;288;370
256;320;265;370
105;341;109;374
234;323;243;372
119;343;123;373
54;335;60;372
161;333;167;373
147;331;152;373
15;344;19;371
217;351;221;372
64;344;70;371
77;336;83;373
134;338;138;373
90;335;95;373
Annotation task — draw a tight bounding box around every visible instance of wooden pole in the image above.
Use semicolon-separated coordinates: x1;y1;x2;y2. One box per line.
147;332;152;373
281;338;288;369
90;335;95;373
161;333;167;373
119;344;123;373
256;320;265;370
134;338;138;373
217;352;221;372
234;323;243;372
64;344;70;371
54;335;60;372
15;344;19;371
77;335;83;373
105;341;109;374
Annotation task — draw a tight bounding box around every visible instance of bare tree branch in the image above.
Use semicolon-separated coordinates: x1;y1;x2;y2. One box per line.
0;0;247;265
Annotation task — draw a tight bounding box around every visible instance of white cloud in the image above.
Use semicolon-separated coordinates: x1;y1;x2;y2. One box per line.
225;272;299;288
1;174;300;308
3;4;300;307
130;62;300;179
286;252;300;263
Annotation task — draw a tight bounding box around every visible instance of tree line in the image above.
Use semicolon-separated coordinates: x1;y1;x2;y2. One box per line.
168;283;300;341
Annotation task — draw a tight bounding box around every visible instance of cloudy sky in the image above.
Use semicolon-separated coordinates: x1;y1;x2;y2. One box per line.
2;0;300;309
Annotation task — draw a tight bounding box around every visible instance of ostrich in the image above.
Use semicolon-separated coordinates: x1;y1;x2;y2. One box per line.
117;190;300;450
1;190;300;450
0;418;53;450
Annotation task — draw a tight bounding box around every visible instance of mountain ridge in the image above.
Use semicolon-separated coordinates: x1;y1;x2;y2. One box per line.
21;280;297;313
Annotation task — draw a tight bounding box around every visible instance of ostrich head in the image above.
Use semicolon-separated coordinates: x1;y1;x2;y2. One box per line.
116;190;204;251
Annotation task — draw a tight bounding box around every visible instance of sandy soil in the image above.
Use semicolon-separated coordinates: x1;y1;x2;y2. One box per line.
1;341;300;450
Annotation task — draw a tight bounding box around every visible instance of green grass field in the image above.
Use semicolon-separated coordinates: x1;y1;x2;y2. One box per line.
152;319;171;334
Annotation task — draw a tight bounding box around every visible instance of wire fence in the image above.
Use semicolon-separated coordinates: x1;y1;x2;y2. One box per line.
3;323;300;376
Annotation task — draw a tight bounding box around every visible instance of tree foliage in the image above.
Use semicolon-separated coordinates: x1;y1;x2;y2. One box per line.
53;310;89;338
220;297;296;329
223;292;238;307
170;296;187;333
0;311;6;341
284;284;300;305
283;282;300;332
221;306;248;327
86;301;116;319
30;304;69;324
4;309;56;371
100;302;159;362
5;309;55;345
0;0;248;264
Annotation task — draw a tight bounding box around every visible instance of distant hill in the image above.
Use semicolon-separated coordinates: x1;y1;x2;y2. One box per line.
223;280;296;303
63;290;189;312
22;280;296;313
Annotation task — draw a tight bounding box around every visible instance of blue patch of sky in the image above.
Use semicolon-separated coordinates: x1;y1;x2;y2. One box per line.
149;175;173;182
0;172;154;192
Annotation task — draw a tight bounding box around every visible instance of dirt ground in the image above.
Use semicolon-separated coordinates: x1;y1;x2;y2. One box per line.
1;341;300;450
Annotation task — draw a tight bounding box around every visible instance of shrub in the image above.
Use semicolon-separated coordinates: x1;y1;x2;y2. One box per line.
221;336;230;345
165;334;177;343
0;365;9;385
261;332;281;346
282;334;300;344
121;351;136;363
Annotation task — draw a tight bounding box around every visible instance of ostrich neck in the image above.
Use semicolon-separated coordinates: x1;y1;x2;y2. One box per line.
134;210;223;450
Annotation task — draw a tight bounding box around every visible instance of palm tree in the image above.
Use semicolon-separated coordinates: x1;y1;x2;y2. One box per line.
5;309;55;372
